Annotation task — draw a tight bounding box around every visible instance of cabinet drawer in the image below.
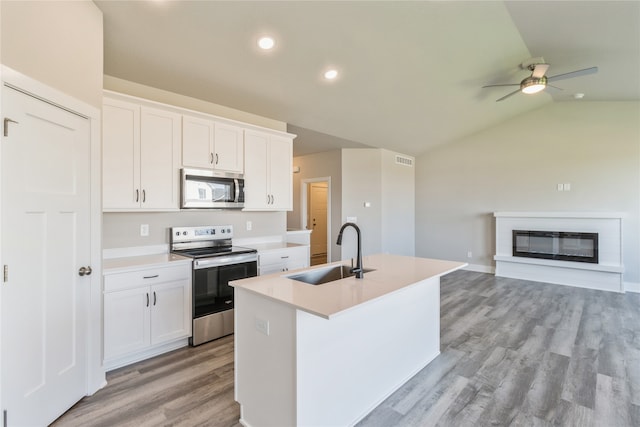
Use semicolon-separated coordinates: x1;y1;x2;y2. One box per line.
105;264;191;292
259;249;294;267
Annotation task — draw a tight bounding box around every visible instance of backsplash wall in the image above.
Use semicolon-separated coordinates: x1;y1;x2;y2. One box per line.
102;211;286;249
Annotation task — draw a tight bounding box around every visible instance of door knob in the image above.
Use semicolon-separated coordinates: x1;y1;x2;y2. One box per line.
78;266;92;276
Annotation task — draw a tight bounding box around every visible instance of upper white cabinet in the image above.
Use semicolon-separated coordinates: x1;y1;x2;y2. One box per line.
182;115;244;173
244;130;293;211
103;96;181;211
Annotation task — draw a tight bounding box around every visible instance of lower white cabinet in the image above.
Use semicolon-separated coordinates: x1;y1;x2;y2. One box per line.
103;262;191;370
258;245;310;276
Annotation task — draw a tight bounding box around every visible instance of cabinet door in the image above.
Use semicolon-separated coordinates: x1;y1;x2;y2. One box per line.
104;287;151;360
244;131;270;209
214;123;244;173
103;98;140;209
182;115;214;169
285;246;310;270
268;136;293;210
140;107;181;210
150;280;191;345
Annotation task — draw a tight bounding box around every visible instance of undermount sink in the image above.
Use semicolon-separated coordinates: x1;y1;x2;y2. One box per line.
286;265;375;285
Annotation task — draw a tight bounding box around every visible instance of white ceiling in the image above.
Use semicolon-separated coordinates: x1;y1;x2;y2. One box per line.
95;1;640;157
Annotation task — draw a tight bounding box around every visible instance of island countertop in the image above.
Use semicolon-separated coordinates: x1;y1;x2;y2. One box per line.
230;253;467;319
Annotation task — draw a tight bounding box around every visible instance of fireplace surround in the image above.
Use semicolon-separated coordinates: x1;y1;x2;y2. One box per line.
494;212;624;292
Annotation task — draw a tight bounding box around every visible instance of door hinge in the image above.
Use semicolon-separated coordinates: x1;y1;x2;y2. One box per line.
3;118;19;137
3;265;8;283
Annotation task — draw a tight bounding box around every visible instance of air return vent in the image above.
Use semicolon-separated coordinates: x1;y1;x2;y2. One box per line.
395;155;413;167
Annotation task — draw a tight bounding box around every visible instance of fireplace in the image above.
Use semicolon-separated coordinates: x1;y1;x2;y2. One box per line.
512;230;598;264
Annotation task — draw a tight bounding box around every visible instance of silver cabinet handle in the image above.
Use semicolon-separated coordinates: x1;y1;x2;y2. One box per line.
210;153;214;164
135;189;139;202
78;266;92;276
215;153;219;165
142;189;146;203
143;274;159;279
153;291;157;306
146;293;149;307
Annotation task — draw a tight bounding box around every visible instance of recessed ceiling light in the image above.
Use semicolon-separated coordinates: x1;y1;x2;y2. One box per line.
324;69;338;80
574;93;585;99
258;37;275;50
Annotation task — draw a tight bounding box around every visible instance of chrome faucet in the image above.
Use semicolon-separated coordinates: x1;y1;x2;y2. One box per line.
336;222;364;279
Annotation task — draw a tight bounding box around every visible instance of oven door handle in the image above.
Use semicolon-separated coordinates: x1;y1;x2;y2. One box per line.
193;253;258;269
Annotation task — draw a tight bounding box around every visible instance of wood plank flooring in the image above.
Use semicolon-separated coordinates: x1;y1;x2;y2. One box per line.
53;271;640;426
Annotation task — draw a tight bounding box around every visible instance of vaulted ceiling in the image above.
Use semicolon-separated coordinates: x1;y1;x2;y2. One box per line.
95;1;640;157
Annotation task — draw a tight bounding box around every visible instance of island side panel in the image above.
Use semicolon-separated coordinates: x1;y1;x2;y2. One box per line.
234;288;297;427
295;276;441;426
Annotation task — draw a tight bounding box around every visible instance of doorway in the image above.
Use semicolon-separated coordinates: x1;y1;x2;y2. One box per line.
301;178;331;266
1;69;102;425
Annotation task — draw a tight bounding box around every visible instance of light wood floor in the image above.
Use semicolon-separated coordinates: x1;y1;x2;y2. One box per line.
53;271;640;426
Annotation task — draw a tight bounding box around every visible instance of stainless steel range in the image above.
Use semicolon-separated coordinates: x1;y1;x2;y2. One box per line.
170;225;257;346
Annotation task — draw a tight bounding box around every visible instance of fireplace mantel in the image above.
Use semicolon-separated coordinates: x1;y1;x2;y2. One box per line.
493;212;624;292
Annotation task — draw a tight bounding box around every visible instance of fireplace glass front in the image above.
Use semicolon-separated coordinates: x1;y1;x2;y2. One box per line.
512;230;598;264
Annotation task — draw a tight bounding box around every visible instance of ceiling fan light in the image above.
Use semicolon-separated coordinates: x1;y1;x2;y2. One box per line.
520;76;547;94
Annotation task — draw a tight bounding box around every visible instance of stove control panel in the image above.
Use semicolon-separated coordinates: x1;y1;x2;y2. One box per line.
170;225;233;243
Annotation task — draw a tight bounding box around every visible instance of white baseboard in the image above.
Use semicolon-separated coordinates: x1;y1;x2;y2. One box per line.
625;281;640;293
463;263;495;274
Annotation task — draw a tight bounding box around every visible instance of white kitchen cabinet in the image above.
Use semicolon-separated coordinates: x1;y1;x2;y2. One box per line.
182;114;244;173
258;245;309;275
103;96;181;211
244;130;293;210
103;262;191;370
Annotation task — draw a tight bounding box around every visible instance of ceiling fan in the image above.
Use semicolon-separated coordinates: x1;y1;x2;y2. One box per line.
483;57;598;102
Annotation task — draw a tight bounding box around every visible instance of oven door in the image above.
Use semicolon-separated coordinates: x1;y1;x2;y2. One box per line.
192;253;257;318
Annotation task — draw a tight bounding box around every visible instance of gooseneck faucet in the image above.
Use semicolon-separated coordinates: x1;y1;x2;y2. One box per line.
336;222;364;279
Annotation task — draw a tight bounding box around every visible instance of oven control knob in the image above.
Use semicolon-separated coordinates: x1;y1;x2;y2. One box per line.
175;231;179;236
227;228;231;233
182;231;187;235
221;229;225;233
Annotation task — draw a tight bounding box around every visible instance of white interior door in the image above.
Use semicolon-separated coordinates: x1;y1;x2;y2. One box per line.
1;85;91;426
309;182;328;264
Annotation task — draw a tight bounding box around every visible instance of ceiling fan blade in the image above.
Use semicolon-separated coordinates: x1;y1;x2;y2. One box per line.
547;66;598;82
496;89;521;102
546;84;564;91
482;83;520;88
531;63;549;78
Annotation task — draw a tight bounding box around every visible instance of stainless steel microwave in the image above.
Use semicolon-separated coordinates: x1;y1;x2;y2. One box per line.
181;168;245;209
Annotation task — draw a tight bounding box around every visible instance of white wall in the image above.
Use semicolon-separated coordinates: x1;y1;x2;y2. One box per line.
1;0;103;108
103;210;286;249
381;149;415;256
415;101;640;288
289;150;342;261
341;149;383;260
104;76;286;132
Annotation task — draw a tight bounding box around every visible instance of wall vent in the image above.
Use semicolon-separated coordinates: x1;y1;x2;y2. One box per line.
395;155;413;167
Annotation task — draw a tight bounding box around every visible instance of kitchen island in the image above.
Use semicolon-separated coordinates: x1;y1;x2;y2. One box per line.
231;254;466;427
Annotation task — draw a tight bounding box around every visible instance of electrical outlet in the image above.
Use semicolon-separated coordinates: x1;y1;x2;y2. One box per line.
254;317;269;336
140;224;149;237
346;216;357;223
557;183;564;191
467;251;472;258
563;183;571;191
246;220;252;231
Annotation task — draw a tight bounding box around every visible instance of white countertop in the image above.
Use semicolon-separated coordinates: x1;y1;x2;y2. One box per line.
230;254;467;318
103;253;192;274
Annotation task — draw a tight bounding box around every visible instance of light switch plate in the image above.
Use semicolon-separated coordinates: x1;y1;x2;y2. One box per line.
346;216;357;223
140;224;149;236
